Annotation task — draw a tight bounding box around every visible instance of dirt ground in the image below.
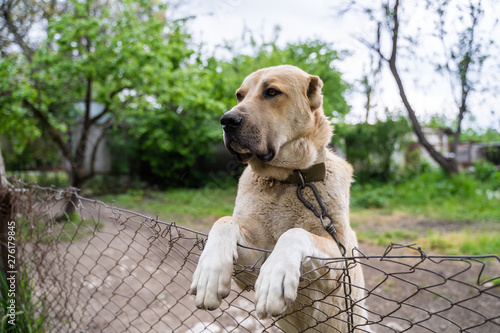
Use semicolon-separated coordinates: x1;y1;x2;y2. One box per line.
23;201;500;333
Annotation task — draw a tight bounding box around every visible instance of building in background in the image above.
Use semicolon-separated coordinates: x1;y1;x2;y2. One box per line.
405;127;500;170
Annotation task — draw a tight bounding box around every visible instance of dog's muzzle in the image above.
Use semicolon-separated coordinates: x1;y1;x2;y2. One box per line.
220;111;275;163
221;111;251;162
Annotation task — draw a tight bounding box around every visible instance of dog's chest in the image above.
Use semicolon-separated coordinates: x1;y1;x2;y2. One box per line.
234;181;329;244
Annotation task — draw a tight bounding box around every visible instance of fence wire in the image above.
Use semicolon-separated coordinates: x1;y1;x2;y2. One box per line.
3;181;500;332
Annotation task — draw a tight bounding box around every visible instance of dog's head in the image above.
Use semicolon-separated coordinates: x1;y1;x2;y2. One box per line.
220;65;333;180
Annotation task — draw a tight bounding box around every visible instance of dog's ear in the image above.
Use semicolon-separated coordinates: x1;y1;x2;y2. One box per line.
307;75;324;110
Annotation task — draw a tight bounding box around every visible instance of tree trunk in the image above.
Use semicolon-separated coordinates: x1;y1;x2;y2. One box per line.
386;0;458;174
388;61;458;173
57;165;86;221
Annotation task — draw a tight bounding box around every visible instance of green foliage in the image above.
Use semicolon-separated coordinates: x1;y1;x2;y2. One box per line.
460;128;500;143
120;64;226;186
7;171;69;188
333;117;411;182
350;184;391;208
473;160;500;183
203;32;350;118
357;229;419;246
1;2;350;187
418;231;500;256
1;269;46;332
98;186;237;230
457;232;500;255
35;0;192;114
3;133;61;171
112;34;351;186
0;56;41;153
482;144;500;166
351;168;500;222
1;0;221;188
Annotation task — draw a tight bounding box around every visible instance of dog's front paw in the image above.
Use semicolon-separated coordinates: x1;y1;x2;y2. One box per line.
190;217;240;311
189;242;237;310
254;250;301;319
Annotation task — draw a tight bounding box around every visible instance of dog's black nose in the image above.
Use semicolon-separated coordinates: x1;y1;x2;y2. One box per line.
220;112;243;128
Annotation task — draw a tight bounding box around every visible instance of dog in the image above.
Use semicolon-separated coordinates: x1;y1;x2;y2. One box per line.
189;65;366;332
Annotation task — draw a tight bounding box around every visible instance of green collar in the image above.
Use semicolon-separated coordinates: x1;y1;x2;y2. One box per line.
282;162;326;184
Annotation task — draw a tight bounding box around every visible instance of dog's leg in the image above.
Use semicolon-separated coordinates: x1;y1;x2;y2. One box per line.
189;216;240;310
255;227;342;319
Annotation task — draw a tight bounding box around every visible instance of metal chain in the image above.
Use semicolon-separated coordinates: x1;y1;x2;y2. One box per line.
296;174;355;332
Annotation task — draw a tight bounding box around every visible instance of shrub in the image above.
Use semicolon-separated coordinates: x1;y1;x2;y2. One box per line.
473;160;500;186
351;168;500;221
333;118;411;183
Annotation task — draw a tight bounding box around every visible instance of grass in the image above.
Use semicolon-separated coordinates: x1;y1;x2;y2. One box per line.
356;226;500;255
350;172;500;221
18;214;103;243
94;169;499;256
356;229;420;247
0;269;47;332
417;230;500;255
7;171;69;188
349;169;500;255
98;187;237;230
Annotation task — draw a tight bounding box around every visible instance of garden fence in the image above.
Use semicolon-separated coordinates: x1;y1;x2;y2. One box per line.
1;180;499;332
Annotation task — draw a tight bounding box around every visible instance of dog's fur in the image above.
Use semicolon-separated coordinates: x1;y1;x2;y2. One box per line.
190;65;365;332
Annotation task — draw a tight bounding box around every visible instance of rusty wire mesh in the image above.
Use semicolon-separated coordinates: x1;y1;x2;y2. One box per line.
5;181;500;332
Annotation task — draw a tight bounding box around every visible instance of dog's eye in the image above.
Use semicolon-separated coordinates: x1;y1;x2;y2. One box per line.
266;88;280;97
236;93;243;103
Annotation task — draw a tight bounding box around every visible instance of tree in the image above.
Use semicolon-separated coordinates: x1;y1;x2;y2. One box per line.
119;62;227;187
340;0;497;173
0;0;202;191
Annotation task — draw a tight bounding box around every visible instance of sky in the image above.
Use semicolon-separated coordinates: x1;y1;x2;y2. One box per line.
177;0;500;131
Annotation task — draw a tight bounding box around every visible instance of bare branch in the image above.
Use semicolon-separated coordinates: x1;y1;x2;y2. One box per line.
357;36;389;63
90;86;132;125
0;0;34;61
382;0;458;173
388;0;399;67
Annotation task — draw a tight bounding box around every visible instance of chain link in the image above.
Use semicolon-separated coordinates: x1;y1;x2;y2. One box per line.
296;179;355;332
10;180;500;332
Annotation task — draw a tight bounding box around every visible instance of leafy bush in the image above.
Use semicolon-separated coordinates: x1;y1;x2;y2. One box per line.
351;169;500;221
333;118;411;183
473;160;500;184
350;185;392;208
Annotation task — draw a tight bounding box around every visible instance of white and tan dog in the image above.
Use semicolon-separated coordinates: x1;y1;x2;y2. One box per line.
190;65;365;332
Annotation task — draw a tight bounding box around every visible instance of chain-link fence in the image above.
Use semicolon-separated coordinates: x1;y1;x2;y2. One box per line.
1;181;499;332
